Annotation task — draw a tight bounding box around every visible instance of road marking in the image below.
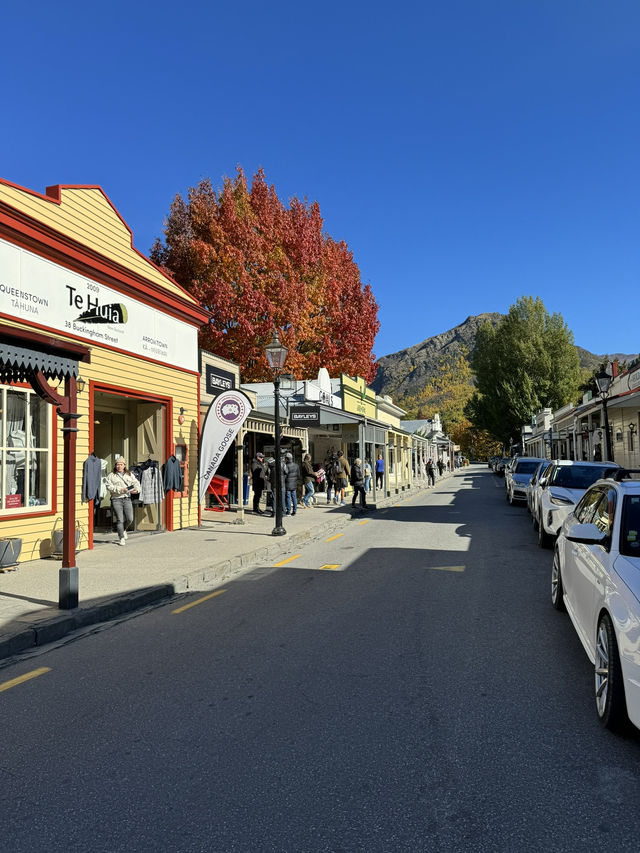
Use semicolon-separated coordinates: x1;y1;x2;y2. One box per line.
172;589;226;614
326;533;343;542
274;554;302;567
0;667;51;693
430;565;466;573
318;564;341;571
358;519;371;525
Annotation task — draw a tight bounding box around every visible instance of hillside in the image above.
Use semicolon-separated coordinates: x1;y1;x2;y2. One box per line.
372;314;636;401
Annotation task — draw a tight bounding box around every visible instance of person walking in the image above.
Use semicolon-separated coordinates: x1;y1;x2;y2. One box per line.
251;452;267;514
350;458;367;511
105;457;141;546
426;458;436;486
283;452;300;516
437;458;445;477
375;452;385;489
363;459;372;492
335;450;350;506
301;453;318;508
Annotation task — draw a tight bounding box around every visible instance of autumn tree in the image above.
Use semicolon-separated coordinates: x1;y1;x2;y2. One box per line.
398;351;474;431
151;168;380;381
465;296;581;445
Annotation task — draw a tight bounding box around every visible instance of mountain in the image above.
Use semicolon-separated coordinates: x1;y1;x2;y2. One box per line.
372;314;637;401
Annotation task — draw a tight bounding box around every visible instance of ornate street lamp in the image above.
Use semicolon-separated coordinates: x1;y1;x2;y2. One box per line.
265;330;288;536
595;367;614;462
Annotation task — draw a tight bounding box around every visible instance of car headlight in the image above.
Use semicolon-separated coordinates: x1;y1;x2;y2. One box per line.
550;496;573;506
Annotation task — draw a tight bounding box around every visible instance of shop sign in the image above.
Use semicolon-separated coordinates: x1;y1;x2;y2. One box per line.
5;494;22;508
0;237;197;372
205;365;235;398
199;389;252;502
290;405;320;427
628;366;640;391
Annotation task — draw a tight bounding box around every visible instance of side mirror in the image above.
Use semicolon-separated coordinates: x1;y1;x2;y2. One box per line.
539;478;548;489
566;522;607;546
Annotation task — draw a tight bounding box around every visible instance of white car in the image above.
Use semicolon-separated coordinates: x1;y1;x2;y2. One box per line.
505;457;546;506
527;460;552;518
536;460;620;548
552;470;640;731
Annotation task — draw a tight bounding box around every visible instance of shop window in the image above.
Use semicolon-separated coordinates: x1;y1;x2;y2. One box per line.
0;385;52;514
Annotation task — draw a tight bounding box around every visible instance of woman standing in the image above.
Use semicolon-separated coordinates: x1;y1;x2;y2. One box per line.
105;457;141;546
375;453;385;489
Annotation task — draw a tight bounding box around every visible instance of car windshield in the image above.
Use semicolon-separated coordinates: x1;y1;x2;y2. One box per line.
515;460;541;474
620;495;640;558
550;465;613;490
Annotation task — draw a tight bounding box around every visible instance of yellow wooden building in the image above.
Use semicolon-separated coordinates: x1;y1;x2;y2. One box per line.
0;180;209;563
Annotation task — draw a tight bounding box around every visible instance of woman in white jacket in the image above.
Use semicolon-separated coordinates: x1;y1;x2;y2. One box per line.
105;457;141;546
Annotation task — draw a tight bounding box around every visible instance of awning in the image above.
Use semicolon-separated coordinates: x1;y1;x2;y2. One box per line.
0;343;79;383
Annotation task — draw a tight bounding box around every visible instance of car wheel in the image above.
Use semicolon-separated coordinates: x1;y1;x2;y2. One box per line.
551;550;565;611
595;613;628;731
538;511;552;548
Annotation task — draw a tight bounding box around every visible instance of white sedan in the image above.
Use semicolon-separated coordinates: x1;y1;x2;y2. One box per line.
552;472;640;731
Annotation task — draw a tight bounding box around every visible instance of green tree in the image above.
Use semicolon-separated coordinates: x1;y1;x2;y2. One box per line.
465;296;581;445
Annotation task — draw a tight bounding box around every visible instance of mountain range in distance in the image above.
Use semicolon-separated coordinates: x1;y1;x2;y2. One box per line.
371;313;637;401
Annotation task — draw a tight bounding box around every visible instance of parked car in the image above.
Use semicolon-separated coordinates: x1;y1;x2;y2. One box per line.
494;457;511;477
535;460;620;548
552;469;640;731
505;457;546;506
527;460;552;518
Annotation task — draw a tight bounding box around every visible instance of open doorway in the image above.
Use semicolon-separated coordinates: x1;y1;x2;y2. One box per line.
92;389;167;537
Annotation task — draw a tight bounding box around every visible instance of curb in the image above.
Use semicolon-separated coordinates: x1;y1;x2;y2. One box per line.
0;480;444;664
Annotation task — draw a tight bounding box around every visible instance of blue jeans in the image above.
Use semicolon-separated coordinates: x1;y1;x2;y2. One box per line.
364;475;371;492
285;489;297;514
303;481;314;506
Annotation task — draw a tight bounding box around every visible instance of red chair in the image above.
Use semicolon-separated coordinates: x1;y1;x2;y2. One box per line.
206;475;230;512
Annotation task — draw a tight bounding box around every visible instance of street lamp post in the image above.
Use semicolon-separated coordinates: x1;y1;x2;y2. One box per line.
595;367;614;463
265;330;288;536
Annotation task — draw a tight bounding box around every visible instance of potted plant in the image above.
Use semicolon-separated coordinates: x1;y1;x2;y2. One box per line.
0;537;22;569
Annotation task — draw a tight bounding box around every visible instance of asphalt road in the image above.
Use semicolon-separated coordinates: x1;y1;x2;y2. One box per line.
2;466;640;853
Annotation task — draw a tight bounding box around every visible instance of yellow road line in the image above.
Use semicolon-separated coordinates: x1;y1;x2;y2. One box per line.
319;564;341;571
358;519;371;525
326;533;343;542
172;589;226;614
431;565;466;573
274;554;302;567
0;667;51;693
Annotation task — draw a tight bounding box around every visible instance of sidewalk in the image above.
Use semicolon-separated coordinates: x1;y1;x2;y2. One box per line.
0;482;436;661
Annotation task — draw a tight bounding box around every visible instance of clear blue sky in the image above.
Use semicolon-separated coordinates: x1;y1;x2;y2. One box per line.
3;1;639;360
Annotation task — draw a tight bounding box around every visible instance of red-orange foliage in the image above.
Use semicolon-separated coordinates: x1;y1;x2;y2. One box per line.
151;168;380;381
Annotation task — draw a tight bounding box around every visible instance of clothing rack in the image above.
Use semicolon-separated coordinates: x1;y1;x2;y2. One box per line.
130;458;163;533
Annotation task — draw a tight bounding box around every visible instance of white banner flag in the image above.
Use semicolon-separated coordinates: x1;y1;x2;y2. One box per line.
199;389;252;503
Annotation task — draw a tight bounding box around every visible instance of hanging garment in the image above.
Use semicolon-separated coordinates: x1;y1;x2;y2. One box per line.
140;463;163;505
163;455;184;492
82;454;102;503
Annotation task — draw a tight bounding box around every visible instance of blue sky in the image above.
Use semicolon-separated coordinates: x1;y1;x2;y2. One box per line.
3;1;639;360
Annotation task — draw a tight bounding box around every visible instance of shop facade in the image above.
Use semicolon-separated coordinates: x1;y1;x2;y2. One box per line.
0;180;208;563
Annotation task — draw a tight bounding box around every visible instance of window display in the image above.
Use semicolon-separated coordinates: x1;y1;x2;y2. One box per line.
0;385;51;513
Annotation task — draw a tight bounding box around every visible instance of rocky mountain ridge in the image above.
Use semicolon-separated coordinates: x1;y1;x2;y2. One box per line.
372;314;636;401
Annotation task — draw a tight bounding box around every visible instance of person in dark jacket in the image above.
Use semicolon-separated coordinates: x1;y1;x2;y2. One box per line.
283;452;300;516
251;452;267;513
426;458;435;486
350;457;367;510
301;453;318;508
437;458;445;477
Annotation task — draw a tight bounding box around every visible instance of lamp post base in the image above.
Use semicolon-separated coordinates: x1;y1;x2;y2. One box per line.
272;525;287;536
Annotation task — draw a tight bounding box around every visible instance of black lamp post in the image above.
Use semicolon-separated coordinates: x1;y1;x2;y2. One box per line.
595;367;614;463
265;330;288;536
